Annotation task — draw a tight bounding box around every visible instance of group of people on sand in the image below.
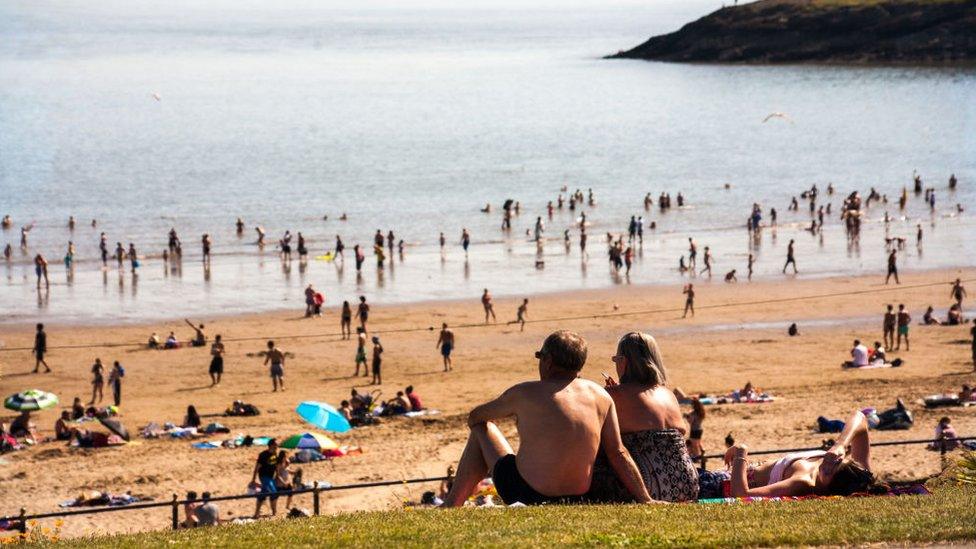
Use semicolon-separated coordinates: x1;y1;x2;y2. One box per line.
337;385;425;425
441;330;883;507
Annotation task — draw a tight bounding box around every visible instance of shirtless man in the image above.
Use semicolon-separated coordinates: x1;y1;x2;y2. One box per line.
481;288;497;324
885;249;899;285
209;334;225;386
440;331;653;506
264;340;285;391
687;238;697;270
184;319;206;347
33;323;51;373
436;323;455;372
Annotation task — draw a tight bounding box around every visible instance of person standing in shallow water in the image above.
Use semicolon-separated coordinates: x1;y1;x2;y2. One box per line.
783;239;798;274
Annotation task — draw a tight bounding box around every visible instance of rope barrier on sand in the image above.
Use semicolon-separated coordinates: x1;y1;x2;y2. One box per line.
0;277;972;353
0;435;972;533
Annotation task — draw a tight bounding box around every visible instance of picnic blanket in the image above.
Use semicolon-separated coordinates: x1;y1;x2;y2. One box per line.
682;394;776;406
404;409;441;418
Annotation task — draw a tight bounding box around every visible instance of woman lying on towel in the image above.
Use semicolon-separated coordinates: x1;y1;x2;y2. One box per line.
699;410;885;499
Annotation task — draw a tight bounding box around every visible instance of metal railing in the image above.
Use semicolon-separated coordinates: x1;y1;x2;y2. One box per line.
1;435;972;535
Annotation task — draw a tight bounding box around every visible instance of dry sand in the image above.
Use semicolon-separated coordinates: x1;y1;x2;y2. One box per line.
1;268;975;538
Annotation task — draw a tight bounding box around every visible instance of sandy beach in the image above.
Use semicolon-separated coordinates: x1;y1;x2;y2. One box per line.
1;268;974;537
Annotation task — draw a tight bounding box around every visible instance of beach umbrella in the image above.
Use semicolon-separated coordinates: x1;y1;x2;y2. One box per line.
280;432;338;451
4;389;58;411
296;401;351;433
98;416;130;441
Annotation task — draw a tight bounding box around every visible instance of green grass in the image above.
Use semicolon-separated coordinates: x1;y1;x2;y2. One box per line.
46;485;976;548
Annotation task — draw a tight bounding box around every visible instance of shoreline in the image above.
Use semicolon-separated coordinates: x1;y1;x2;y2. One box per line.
1;264;972;334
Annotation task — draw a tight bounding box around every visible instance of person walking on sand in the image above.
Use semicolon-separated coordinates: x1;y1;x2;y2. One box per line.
699;246;713;277
437;323;455;372
440;330;653;507
951;278;967;307
89;358;104;404
885;249;899;285
356;295;370;332
209;334;225;386
514;299;529;331
32;323;51;373
883;304;896;351
371;336;384;385
782;239;798;274
264;340;285;392
682;284;695;318
108;361;124;406
33;253;49;289
895;304;911;351
251;438;280;518
482;289;497;324
355;327;369;376
341;301;353;339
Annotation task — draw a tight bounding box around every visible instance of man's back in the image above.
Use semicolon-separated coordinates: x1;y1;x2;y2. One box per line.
511;378;609;496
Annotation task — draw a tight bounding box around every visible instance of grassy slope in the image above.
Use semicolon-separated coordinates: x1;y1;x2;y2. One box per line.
56;485;976;548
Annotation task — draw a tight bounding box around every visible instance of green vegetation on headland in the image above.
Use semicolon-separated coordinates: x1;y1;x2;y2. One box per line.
610;0;976;63
50;483;976;548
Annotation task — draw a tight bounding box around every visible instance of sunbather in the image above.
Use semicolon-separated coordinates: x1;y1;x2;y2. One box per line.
699;410;883;498
440;331;653;506
587;332;699;502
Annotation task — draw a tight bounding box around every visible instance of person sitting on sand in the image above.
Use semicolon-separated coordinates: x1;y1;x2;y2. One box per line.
183;405;202;429
71;397;85;420
10;411;37;440
923;306;941;325
194;492;220;527
699;410;882;498
338;400;353;421
165;332;180;349
685;398;706;463
930;417;959;452
55;411;73;441
961;384;974;403
406;385;424;411
382;391;412;415
440;330;654;506
587;332;699;502
947;303;963;326
870;341;886;365
148;332;161;349
843;340;869;368
183;491;201;528
185;319;207;347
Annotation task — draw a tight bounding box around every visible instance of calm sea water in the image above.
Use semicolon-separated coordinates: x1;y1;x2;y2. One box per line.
1;0;974;325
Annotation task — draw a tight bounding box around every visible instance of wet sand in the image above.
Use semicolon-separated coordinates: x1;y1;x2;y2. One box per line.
0;268;974;538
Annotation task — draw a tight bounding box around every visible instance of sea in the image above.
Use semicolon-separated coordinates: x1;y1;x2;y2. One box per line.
1;0;974;325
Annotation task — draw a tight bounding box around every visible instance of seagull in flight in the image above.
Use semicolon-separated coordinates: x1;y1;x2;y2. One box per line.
762;112;793;124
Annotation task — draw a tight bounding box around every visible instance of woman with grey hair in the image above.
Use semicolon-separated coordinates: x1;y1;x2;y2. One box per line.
587;332;699;502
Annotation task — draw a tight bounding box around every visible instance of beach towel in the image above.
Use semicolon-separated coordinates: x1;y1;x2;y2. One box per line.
843;358;903;370
192;441;221;450
683;394;776;406
697;484;929;504
59;492;145;508
404;409;441;418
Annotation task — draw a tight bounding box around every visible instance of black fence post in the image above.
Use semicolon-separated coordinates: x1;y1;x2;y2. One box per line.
313;485;320;516
17;508;26;534
170;494;179;530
